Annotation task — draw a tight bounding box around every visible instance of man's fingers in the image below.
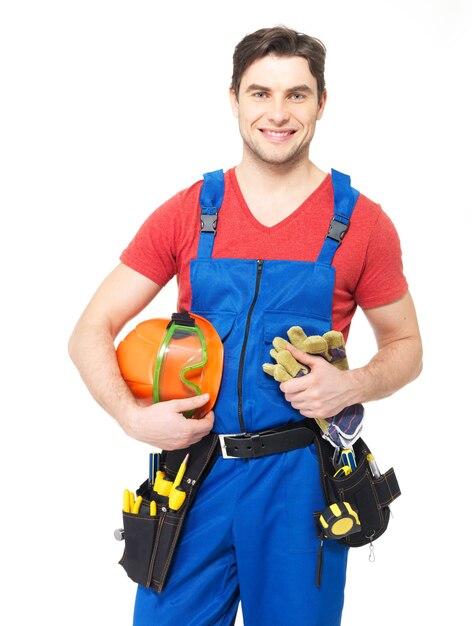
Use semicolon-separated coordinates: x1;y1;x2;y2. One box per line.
171;393;211;413
284;343;319;366
183;410;214;446
193;410;215;431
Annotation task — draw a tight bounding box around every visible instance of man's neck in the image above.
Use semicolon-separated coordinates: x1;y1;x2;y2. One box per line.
234;157;327;227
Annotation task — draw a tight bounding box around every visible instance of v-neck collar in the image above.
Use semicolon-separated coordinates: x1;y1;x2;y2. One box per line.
228;168;331;233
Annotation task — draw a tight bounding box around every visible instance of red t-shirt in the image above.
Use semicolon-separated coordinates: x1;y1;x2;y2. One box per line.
120;169;408;337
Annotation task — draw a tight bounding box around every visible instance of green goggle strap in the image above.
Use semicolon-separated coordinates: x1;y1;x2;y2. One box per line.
153;322;208;404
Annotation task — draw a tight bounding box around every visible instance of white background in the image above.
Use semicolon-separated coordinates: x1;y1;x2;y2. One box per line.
1;1;470;624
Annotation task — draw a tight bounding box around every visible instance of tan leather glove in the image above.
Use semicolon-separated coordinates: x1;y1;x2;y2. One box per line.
262;327;348;382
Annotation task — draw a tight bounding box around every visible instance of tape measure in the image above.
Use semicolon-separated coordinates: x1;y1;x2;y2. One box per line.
318;501;361;539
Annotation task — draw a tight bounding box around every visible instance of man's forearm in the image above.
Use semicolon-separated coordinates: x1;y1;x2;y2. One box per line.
68;322;137;428
349;335;423;405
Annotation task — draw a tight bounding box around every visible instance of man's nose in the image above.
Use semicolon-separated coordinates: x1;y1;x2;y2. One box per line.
267;97;290;125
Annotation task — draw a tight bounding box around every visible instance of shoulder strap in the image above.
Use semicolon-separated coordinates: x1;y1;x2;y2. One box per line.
197;169;225;259
316;169;360;265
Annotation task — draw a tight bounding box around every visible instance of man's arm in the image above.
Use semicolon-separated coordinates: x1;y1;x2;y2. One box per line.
279;291;422;419
68;263;214;449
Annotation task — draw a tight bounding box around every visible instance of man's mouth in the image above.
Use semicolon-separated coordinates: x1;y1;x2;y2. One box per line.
260;129;296;141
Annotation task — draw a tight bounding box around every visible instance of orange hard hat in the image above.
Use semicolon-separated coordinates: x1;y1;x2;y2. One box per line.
116;311;223;418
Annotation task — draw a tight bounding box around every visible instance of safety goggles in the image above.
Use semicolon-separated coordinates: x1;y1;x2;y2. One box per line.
153;317;208;404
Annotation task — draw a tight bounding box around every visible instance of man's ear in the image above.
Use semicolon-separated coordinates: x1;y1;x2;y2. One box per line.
317;89;327;121
229;87;239;118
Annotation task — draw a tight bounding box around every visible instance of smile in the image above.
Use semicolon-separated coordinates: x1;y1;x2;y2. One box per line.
260;129;296;141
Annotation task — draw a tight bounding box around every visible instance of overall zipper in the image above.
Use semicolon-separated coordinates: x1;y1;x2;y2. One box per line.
237;259;264;433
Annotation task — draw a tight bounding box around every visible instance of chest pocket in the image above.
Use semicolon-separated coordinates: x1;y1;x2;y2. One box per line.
190;310;237;345
258;310;332;390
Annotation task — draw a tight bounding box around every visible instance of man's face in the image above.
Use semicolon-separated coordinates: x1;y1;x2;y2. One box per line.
230;54;326;167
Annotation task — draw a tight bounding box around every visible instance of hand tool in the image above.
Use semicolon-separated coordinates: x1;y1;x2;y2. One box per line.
318;501;361;539
169;486;187;511
168;453;189;511
154;470;174;496
123;489;131;513
367;453;381;479
333;465;351;478
149;452;160;486
340;448;356;471
150;500;157;516
132;495;143;514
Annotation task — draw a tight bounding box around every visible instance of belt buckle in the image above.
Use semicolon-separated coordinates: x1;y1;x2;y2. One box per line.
218;433;243;459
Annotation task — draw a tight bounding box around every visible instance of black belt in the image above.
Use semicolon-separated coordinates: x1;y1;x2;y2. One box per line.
217;420;316;459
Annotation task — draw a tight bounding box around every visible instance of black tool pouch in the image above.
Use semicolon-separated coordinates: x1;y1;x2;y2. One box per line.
118;432;219;593
312;428;401;547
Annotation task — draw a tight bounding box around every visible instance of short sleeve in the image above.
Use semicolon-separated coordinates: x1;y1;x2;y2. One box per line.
119;193;182;288
354;208;409;309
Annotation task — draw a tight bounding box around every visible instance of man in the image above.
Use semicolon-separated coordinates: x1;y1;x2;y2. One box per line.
69;26;422;626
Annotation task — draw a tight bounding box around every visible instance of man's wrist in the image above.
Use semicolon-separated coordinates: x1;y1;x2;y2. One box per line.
115;401;141;438
345;367;370;405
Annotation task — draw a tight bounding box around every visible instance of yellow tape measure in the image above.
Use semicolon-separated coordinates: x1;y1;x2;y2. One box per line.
319;501;361;539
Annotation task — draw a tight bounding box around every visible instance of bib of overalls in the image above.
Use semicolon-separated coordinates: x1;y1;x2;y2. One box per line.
190;169;359;435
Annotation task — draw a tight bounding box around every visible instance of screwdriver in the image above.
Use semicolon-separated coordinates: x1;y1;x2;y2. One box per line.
132;495;143;514
168;453;189;511
340;448;356;471
367;453;381;478
123;489;131;513
149;452;160;487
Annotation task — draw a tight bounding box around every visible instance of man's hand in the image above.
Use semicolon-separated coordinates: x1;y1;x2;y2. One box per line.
123;393;215;450
279;345;356;420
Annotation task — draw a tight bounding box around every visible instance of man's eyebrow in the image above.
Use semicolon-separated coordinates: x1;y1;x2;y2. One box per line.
245;83;270;93
289;84;314;94
244;83;314;94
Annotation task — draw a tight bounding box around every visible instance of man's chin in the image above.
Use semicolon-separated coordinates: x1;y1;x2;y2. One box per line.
253;147;306;168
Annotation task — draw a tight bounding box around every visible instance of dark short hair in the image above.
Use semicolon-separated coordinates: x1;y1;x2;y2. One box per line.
231;26;326;101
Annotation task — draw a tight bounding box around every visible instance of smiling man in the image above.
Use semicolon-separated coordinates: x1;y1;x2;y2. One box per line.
69;26;422;626
232;55;326;167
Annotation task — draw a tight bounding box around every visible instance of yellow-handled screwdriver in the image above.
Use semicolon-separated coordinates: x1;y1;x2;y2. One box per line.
132;495;143;514
123;489;131;513
129;490;136;512
168;453;189;511
367;453;381;479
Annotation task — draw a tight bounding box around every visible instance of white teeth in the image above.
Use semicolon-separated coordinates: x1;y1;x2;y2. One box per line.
266;130;291;137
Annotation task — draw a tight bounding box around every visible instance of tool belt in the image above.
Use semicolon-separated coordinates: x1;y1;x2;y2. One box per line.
220;421;400;549
118;419;400;592
118;432;220;593
310;423;401;548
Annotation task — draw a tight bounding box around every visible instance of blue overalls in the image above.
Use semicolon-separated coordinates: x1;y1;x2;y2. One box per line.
134;170;359;626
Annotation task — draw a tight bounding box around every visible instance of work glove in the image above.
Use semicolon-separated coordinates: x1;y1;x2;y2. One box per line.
262;326;363;448
262;327;348;382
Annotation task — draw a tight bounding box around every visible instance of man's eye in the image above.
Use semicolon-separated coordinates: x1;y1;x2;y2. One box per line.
289;93;305;101
253;92;267;98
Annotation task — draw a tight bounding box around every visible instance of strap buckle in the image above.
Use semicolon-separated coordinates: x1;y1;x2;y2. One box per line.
327;216;349;242
200;212;218;233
